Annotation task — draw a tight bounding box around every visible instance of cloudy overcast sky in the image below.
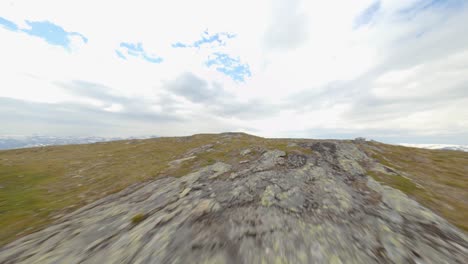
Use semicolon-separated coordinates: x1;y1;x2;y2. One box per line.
1;0;467;144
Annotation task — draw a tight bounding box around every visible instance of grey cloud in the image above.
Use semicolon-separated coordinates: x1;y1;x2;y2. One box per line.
0;97;183;137
165;72;224;103
56;80;131;105
264;0;309;51
371;6;468;72
283;11;468;121
278;7;468;144
154;92;184;113
0;79;186;137
285;62;468;127
57;80;185;118
164;72;280;120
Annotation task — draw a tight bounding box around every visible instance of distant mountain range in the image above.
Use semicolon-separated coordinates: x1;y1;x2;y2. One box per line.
399;143;468;152
0;135;158;150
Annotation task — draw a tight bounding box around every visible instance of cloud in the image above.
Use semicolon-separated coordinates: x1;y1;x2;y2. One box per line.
55;80;191;126
249;3;468;143
165;72;224;103
264;0;309;51
56;80;131;105
0;96;182;137
277;6;468;143
116;42;163;63
211;99;280;120
0;17;87;50
163;72;278;120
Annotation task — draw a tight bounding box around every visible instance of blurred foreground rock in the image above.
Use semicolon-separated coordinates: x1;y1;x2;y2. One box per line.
0;141;467;263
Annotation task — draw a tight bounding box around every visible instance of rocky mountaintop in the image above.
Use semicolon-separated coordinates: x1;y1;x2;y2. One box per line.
0;133;466;263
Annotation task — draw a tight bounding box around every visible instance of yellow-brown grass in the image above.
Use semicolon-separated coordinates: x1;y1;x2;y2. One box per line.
362;142;468;231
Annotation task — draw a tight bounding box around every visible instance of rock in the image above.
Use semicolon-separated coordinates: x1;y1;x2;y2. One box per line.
229;172;239;179
207;162;232;179
182;162;231;184
240;149;252;156
265;149;286;159
185;144;214;156
179;187;191;198
169;156;196;167
378;221;409;263
190;199;221;219
261;185;279;207
287;153;307;168
354;137;367;142
256;150;286;171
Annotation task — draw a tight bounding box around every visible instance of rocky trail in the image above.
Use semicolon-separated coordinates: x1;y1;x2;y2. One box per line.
0;139;467;263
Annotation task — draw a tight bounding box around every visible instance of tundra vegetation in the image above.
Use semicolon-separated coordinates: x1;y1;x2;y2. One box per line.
0;133;466;263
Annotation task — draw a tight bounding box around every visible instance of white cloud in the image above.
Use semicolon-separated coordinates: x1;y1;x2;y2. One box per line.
0;0;467;144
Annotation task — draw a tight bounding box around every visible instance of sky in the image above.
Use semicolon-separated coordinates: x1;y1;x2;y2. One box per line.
1;0;468;144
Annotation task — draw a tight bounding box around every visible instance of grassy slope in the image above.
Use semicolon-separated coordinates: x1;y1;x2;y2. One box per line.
0;133;309;246
362;142;468;231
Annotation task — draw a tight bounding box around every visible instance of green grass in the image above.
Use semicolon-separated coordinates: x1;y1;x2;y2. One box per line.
131;213;147;224
367;171;418;195
0;133;312;246
362;142;468;231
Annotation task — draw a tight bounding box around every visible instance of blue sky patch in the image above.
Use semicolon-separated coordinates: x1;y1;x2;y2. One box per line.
22;20;88;48
172;30;236;49
171;42;188;48
398;0;464;18
0;17;87;50
205;53;251;82
0;17;18;31
354;1;381;28
115;50;127;60
117;42;163;63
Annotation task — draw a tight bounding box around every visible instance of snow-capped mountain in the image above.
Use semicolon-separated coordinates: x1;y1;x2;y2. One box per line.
399;143;468;152
0;135;158;150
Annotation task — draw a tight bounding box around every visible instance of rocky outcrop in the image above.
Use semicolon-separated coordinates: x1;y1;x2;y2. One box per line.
0;141;466;263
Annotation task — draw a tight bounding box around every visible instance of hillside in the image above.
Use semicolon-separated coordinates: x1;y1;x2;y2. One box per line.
0;133;467;263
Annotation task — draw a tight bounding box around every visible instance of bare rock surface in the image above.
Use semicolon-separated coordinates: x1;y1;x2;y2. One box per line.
0;141;467;263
